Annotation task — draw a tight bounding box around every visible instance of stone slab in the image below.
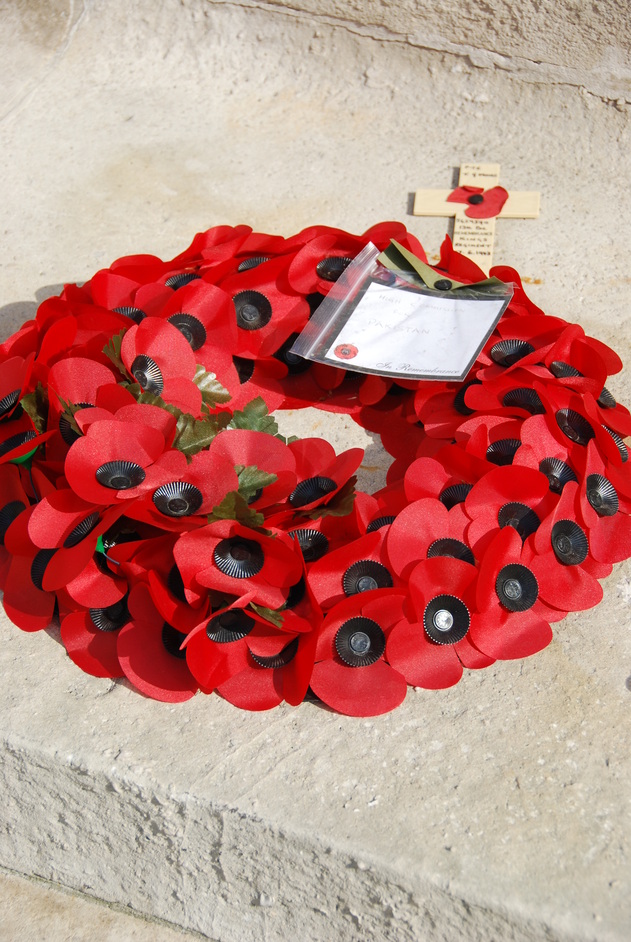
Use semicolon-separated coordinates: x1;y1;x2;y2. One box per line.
0;867;210;942
1;2;631;940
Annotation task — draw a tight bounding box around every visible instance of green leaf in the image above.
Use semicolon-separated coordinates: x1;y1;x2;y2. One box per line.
250;603;285;629
193;364;231;408
103;330;129;379
304;475;357;520
207;491;266;530
20;383;48;434
227;396;280;436
173;411;231;457
236;465;278;503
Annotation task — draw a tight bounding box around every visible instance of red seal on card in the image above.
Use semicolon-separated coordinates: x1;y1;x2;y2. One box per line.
334;343;358;360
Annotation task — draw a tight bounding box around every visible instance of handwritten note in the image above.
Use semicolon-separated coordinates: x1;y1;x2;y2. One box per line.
323;281;509;381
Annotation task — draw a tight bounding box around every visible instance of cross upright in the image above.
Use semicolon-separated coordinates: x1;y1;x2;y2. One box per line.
413;163;540;272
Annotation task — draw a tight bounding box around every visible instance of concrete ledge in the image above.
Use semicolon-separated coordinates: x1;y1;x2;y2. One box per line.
1;1;631;939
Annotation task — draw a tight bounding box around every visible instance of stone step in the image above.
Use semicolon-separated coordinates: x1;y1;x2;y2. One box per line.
0;868;212;942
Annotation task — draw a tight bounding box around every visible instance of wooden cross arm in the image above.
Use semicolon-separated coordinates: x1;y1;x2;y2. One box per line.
413;189;540;219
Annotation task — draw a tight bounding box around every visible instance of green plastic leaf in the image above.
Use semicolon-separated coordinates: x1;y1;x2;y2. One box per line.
103;330;129;379
20;383;48;434
207;491;266;530
227;396;280;437
193;365;231;408
249;603;285;629
304;475;357;520
236;465;278;503
174;412;231;457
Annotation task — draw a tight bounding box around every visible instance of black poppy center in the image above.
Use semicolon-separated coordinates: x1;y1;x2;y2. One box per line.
273;333;310;374
316;256;352;282
366;515;396;533
539;457;577;494
89;595;130;632
502;388;545;415
486;438;521;466
498;502;540;539
288;528;329;562
251;636;299;669
162;622;187;659
289;476;337;508
213;537;264;578
467;193;484;205
439;483;473;509
490;339;535;367
0;389;20;420
153;482;203;518
234;291;272;331
453;380;481;416
31;549;57;591
63;511;100;548
0;430;37;458
167;313;207;351
0;500;26;545
165;272;201;289
423;594;470;645
206;609;255;643
95;460;146;490
335;616;385;667
427;538;475;565
555;409;594;445
237;256;270;272
58;402;93;446
496;564;538;611
131;354;164;395
586;474;618;516
551;520;589;565
342;559;393;596
113;305;146;323
232;356;255;384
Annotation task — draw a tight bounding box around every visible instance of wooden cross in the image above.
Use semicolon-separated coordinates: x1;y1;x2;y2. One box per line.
413;163;540;272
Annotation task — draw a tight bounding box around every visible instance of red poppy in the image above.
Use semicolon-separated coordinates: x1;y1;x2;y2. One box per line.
120;446;239;530
387;557;492;689
173;520;303;609
307;530;399;610
310;590;408;716
184;596;306;695
528;479;604;611
464;463;554;557
64;418;167;505
27;488;126;591
219;256;309;358
447;186;509;219
286;438;363;513
386;497;473;580
575;441;631;564
88;266;173;321
120;317;202;415
117;583;199;702
156;280;241;391
470;527;556;660
60;602;126;679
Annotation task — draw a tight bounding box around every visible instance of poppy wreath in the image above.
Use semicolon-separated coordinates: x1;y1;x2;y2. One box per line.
1;221;630;717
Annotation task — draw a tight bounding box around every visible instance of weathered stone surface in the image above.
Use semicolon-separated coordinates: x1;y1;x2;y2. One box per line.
0;2;630;940
230;0;631;100
0;867;209;941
